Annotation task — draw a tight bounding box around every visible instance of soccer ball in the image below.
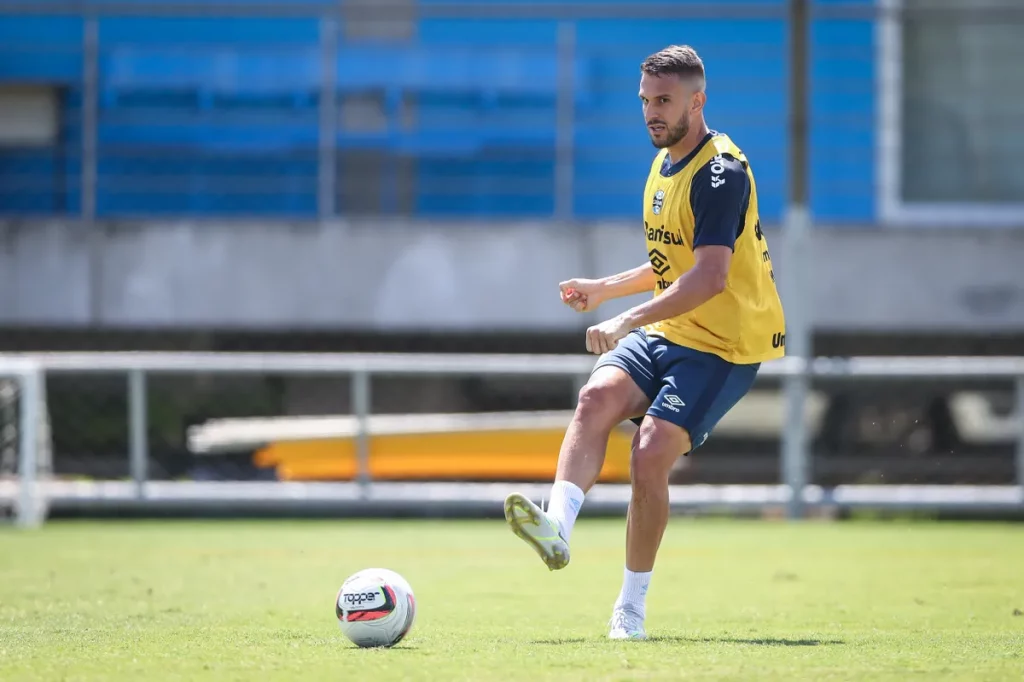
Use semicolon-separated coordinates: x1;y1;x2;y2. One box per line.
335;568;417;648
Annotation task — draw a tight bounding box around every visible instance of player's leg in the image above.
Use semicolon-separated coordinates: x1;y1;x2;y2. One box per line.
504;364;650;570
609;344;760;640
608;415;689;640
505;330;654;570
626;417;690;574
545;364;650;533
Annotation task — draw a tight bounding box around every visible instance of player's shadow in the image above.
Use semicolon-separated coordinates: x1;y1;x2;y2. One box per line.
530;636;843;647
657;636;844;647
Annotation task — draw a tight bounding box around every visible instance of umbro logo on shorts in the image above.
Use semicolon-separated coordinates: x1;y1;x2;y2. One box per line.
661;394;685;412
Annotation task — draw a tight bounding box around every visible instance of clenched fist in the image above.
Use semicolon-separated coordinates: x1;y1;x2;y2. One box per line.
559;278;606;313
585;315;631;355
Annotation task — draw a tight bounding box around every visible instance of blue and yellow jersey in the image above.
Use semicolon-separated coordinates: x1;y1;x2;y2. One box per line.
641;131;786;364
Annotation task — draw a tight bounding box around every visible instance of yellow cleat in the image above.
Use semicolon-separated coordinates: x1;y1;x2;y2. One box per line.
503;492;570;571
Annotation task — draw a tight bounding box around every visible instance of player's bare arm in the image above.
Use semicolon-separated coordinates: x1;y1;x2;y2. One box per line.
559;262;657;313
584;246;730;354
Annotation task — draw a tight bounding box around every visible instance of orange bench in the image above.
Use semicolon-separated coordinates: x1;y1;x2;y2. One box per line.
187;411;634;482
255;427;633;482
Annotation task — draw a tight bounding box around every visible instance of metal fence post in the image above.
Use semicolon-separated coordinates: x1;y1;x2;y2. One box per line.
780;0;811;519
351;371;372;493
81;17;98;222
128;369;148;499
16;364;43;528
781;358;810;517
82;17;104;326
1016;376;1024;494
318;15;338;220
554;21;576;220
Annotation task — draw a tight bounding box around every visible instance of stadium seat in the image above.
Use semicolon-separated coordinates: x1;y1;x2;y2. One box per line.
0;7;877;221
98;44;589;154
0;16;84;83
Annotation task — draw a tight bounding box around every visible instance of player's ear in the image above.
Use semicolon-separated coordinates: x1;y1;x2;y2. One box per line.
692;91;706;114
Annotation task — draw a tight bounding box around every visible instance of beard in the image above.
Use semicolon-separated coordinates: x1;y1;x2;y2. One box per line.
649;114;690;149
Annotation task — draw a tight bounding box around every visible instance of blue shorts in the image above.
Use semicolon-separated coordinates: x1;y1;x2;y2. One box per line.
592;329;760;453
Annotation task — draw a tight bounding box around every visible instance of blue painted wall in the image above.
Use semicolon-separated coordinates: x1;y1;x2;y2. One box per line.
0;0;876;224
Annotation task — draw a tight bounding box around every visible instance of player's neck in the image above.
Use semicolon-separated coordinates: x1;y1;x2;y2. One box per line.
665;120;711;166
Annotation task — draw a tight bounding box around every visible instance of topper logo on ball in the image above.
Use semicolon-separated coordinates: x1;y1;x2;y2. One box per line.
344;591;382;606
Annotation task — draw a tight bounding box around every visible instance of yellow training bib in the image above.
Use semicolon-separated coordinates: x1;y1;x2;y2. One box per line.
641;131;786;364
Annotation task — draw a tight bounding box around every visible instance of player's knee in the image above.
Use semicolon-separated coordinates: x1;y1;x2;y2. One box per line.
630;419;691;488
575;381;631;428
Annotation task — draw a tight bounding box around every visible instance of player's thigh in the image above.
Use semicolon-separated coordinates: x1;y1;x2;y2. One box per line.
646;343;760;454
581;330;656;423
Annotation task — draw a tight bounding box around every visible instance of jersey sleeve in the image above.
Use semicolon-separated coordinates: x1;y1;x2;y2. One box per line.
689;153;750;251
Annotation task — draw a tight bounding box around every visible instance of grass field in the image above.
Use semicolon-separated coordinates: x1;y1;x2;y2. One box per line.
2;518;1023;681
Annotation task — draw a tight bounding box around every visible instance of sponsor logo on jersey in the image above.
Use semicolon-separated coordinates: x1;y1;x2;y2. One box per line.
710;154;726;188
645;221;684;247
648;248;671;276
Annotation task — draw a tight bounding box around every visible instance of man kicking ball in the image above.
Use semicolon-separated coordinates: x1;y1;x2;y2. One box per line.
503;44;786;640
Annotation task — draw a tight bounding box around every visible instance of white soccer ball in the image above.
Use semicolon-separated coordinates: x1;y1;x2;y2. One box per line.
335;568;417;648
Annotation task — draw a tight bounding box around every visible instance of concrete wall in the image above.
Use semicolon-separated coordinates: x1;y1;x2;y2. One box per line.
2;220;1023;333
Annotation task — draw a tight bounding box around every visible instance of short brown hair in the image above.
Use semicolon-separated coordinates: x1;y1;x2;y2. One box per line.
640;45;705;89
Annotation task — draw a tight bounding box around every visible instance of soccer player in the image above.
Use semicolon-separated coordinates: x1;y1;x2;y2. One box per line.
504;45;786;640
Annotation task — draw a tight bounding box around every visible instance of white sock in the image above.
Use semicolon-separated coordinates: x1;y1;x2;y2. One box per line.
545;479;585;542
614;568;652;618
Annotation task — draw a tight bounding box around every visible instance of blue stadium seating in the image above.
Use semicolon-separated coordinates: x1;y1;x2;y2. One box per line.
0;1;877;223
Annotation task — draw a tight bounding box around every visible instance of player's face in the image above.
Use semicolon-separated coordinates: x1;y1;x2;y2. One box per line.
639;72;696;149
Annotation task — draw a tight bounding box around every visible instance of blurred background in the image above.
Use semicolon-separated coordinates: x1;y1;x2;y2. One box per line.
0;0;1022;522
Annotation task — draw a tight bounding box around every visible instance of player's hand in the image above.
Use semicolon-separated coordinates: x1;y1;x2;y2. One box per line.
585;315;630;355
559;278;605;313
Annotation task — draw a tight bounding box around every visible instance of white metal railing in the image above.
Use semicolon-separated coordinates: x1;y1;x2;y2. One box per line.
1;352;1022;528
0;358;45;527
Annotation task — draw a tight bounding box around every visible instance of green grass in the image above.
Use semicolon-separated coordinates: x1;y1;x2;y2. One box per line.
1;518;1023;681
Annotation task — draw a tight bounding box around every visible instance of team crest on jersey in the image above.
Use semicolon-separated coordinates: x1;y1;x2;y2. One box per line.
652;189;665;215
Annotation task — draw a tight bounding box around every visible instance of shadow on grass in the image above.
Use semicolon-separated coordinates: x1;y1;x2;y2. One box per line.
530;636;844;647
655;636;844;647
